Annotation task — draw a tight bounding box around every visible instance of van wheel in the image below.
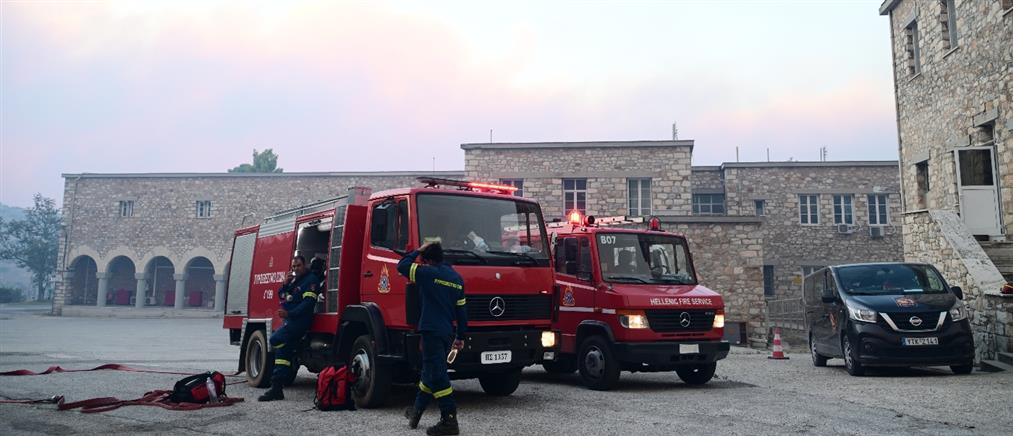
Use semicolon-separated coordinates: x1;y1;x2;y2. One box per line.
479;368;522;396
542;357;577;374
950;362;973;375
842;335;865;376
578;336;621;391
810;334;828;367
676;363;716;385
349;335;392;408
245;330;273;388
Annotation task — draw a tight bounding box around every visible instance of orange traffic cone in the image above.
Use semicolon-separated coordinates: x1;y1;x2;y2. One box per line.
768;327;789;360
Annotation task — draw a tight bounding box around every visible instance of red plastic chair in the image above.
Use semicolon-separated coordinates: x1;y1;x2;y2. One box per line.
163;292;174;307
188;291;203;307
114;289;130;305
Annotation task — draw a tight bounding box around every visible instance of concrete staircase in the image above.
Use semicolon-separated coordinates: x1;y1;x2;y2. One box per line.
979;241;1013;282
981;352;1013;372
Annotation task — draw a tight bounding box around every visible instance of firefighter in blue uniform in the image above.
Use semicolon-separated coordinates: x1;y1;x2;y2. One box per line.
258;255;320;402
398;243;467;436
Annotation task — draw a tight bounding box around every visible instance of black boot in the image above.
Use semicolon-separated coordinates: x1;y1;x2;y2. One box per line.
426;410;459;436
257;384;284;402
405;405;425;429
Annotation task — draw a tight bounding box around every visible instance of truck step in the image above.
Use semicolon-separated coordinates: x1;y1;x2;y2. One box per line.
980;359;1013;372
998;352;1013;366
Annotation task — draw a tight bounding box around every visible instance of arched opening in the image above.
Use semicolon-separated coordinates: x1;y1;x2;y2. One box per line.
106;256;137;306
184;257;215;309
145;257;176;307
67;256;98;305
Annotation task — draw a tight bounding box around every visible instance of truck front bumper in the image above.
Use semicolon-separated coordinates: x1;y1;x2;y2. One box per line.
612;340;730;369
405;329;550;378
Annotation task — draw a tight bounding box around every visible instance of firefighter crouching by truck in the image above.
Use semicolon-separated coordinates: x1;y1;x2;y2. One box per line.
257;255;320;402
398;242;467;436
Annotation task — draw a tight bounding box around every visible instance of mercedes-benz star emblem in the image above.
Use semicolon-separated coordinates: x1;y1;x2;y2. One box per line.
489;297;506;318
909;316;923;327
679;312;692;328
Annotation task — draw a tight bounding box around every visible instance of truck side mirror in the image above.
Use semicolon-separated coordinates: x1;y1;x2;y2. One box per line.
951;286;963;300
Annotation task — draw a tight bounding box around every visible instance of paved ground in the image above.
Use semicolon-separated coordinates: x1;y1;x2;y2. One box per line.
1;304;1012;435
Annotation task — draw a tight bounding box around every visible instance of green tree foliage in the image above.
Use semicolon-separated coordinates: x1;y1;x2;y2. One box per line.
228;148;283;173
0;286;25;303
0;195;61;301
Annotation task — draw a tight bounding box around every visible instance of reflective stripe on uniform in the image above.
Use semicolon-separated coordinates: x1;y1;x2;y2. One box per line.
456;298;466;306
302;291;318;299
433;387;453;399
418;382;432;394
273;343;285;349
274;359;291;366
410;263;418;283
434;278;463;290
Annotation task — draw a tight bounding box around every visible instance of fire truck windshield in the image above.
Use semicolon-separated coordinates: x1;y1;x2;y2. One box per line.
597;233;697;285
416;193;550;267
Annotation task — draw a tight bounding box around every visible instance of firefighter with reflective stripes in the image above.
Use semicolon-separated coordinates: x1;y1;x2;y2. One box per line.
398;243;467;436
258;255;320;402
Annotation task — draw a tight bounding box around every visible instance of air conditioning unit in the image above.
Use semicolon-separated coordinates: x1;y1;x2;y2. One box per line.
870;226;884;239
837;224;856;234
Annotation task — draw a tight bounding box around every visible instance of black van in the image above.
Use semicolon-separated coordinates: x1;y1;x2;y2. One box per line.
803;263;974;376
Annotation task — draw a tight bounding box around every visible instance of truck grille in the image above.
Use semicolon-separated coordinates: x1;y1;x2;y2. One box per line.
880;312;942;331
466;294;552;322
646;309;716;332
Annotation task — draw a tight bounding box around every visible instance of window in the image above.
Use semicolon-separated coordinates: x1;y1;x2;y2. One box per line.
555;236;591;278
195;200;213;218
370;198;408;251
754;199;766;217
763;265;775;297
905;20;921;76
627;178;652;217
692;194;725;215
799;194;819;225
801;265;824;279
940;0;957;50
563;178;587;215
916;160;930;195
868;194;889;226
118;200;134;218
833;195;854;225
597;232;696;285
499;179;524;197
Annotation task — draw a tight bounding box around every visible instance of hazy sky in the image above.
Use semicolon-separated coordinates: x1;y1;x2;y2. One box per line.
1;0;898;208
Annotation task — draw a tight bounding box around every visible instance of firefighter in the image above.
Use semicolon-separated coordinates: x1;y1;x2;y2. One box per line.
397;242;467;436
258;255;320;402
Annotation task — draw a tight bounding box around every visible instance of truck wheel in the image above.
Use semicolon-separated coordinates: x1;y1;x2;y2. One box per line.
810;333;828;367
676;363;716;385
578;336;621;391
842;335;865;376
349;335;392;408
245;329;273;388
479;368;522;396
950;362;974;375
542;357;577;375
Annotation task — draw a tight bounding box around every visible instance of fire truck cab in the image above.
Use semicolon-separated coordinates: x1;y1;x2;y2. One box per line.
541;213;730;390
223;179;558;407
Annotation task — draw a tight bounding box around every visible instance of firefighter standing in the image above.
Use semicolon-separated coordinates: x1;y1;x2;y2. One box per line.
258;255;320;402
397;243;467;436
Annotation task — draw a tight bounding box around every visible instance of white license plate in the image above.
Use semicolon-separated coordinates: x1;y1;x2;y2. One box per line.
679;344;700;354
481;350;512;364
902;337;939;346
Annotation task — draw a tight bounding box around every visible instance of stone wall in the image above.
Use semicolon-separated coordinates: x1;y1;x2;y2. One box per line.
690;167;724;192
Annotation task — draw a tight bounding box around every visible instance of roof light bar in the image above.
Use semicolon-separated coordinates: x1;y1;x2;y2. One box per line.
417;177;518;194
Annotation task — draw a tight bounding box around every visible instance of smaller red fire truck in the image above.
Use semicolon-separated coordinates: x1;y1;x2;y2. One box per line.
222;179;558;407
540;212;729;390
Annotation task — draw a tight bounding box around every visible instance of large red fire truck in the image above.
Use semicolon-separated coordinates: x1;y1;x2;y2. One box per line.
222;178;558;407
539;213;729;390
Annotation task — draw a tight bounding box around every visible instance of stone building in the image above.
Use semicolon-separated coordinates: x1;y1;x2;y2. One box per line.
880;0;1013;364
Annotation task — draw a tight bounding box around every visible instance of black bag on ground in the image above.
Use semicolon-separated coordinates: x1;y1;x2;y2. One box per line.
169;371;227;404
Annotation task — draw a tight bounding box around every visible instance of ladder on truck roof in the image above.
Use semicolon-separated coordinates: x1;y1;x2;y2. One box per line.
545;215;645;229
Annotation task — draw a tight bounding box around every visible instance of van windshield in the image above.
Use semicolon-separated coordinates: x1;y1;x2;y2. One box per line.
416;193;550;267
596;233;696;285
837;264;948;295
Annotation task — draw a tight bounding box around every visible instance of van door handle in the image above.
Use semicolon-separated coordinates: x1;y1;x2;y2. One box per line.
363;271;374;278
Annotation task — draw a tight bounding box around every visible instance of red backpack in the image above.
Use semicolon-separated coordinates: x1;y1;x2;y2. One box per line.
314;366;356;411
169;371;227;404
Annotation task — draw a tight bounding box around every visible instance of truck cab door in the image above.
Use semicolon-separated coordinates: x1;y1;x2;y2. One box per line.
362;196;411;328
555;236;597;321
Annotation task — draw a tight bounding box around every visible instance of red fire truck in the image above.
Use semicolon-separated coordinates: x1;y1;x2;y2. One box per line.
222;178;558;407
540;213;729;390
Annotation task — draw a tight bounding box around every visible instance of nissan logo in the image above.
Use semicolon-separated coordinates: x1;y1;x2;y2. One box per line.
679;312;692;328
489;297;506;318
909;316;923;327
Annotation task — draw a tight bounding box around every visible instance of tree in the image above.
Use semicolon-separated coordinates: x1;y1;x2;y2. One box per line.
228;148;284;173
0;195;61;301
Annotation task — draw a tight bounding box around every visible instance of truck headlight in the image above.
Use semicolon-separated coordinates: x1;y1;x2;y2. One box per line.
541;331;557;348
949;300;968;322
618;311;650;329
713;313;725;328
846;303;877;323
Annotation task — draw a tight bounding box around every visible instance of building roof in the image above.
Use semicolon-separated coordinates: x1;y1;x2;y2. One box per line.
460;140;694;150
879;0;901;15
716;161;898;170
61;170;466;179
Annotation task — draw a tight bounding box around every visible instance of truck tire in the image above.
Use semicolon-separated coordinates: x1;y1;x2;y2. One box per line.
245;329;273;388
810;333;828;367
842;335;865;376
578;336;621;391
349;334;392;408
478;368;522;396
542;357;577;375
676;363;716;385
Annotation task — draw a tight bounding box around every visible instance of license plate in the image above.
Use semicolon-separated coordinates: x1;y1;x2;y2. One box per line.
481;350;512;364
902;337;939;346
679;344;700;354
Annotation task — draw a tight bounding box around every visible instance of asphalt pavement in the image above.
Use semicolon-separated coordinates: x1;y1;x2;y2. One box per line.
1;304;1011;435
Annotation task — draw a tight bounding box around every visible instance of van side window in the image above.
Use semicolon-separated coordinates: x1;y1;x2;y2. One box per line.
803;274;816;304
825;271;839;297
396;199;409;251
813;271;826;299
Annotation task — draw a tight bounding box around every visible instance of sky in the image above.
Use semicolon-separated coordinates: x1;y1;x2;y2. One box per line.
0;0;899;208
